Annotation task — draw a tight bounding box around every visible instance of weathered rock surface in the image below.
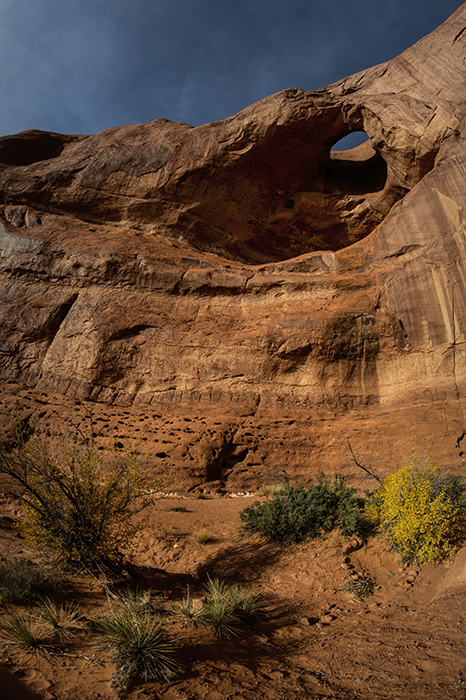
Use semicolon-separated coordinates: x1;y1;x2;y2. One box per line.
1;7;466;488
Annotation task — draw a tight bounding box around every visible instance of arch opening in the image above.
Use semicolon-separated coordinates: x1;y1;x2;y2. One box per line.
325;131;387;195
331;131;370;151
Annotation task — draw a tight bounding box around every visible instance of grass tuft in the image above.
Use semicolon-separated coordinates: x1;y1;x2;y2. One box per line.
257;484;286;498
194;529;215;545
113;587;166;616
0;558;63;604
200;577;263;637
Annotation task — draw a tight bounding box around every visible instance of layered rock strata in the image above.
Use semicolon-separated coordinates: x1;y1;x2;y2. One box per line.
1;7;466;486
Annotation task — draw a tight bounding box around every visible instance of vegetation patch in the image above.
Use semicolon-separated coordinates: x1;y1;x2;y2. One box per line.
366;453;464;565
36;597;83;642
0;610;52;655
173;577;263;638
95;607;183;696
0;558;63;604
194;529;215;544
343;574;375;601
239;475;369;544
0;421;159;570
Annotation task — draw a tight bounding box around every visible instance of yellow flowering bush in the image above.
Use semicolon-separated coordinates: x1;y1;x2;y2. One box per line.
366;454;464;565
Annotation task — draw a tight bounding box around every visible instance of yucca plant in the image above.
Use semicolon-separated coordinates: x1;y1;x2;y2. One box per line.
0;610;52;655
172;587;205;627
96;608;183;695
202;593;241;638
113;587;166;617
36;597;83;642
228;585;265;627
201;577;262;638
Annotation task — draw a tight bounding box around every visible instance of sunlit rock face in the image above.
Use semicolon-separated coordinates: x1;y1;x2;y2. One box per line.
0;4;466;423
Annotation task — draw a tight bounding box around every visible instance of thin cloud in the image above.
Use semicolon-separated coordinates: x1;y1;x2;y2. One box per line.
0;0;462;136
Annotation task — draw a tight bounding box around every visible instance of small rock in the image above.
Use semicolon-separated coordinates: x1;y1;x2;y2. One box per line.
320;614;334;624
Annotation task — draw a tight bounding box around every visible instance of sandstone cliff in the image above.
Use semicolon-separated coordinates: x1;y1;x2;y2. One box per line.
1;7;466;488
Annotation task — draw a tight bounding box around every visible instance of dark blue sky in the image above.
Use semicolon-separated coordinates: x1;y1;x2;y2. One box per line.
0;0;462;137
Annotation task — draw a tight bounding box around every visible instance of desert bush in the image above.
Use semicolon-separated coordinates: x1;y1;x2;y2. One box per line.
0;424;157;570
366;453;464;565
239;475;369;544
0;558;63;604
257;484;286;498
95;608;183;695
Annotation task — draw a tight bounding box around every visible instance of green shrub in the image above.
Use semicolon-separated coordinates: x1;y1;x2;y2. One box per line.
239;475;368;543
95;608;183;695
366;454;464;565
0;558;63;604
0;425;157;570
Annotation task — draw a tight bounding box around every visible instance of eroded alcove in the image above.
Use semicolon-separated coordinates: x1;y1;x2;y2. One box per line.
183;120;396;264
0;131;72;166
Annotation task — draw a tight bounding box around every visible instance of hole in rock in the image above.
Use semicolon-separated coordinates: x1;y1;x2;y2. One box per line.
325;131;387;195
331;131;369;151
